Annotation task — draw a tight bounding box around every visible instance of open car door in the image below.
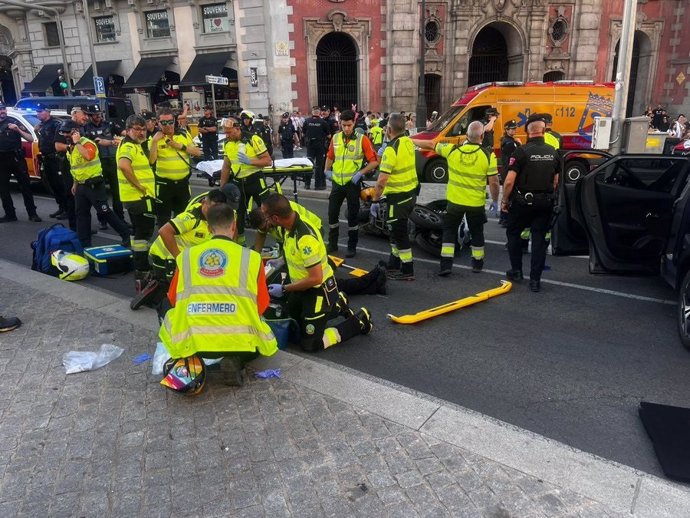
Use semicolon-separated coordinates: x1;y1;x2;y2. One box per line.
575;155;690;274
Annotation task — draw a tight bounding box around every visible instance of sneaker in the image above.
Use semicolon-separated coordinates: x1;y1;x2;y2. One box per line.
387;271;415;281
529;279;541;292
28;214;42;222
0;316;21;332
471;258;484;273
356;307;373;335
0;215;18;223
506;269;524;281
49;209;63;218
345;248;356;258
130;279;161;311
55;212;69;220
221;356;244;386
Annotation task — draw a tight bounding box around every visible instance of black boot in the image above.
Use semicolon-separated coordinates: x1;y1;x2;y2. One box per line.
388;261;414;281
438;257;453;277
387;254;401;272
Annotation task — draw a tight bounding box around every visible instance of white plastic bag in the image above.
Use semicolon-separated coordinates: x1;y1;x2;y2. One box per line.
62;344;124;374
151;342;223;375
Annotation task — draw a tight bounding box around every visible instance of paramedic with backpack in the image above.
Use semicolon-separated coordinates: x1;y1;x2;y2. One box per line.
61;111;130;248
413;120;499;276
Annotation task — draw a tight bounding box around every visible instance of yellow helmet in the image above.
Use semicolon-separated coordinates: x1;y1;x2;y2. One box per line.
50;250;89;281
360;187;377;202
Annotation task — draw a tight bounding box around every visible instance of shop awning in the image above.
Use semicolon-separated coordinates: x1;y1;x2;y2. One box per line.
178;52;235;89
123;57;174;90
73;60;122;91
23;63;63;94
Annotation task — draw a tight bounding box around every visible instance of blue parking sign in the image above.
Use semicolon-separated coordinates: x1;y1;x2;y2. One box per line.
93;76;106;98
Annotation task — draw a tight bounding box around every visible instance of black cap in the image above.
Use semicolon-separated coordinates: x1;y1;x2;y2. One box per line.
526;113;546;126
88;104;101;115
141;110;156;121
321;105;329;111
485;107;499;116
282;112;290;118
35;103;50;112
71;104;98;114
0;102;6;109
58;120;80;134
541;113;553;123
504;119;517;129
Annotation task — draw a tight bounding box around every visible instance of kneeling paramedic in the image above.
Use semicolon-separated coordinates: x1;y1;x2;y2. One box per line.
261;193;372;352
159;203;278;390
249;198;322;255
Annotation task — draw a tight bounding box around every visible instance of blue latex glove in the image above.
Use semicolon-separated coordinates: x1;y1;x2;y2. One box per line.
370;202;380;219
324;169;333;180
489;201;498;217
377;143;387;157
268;284;284;298
237;151;252;165
351;171;363;184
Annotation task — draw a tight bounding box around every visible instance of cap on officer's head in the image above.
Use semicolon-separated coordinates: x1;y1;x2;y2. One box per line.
35;103;50;113
88;104;101;116
71;104;93;115
141;110;156;121
485;107;499;116
282;112;290;118
504;119;518;129
321;105;329;112
541;113;553;124
526;113;546;126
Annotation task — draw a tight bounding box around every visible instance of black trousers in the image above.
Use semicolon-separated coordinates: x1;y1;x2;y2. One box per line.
386;190;416;274
328;181;360;250
42;154;71;211
236;173;269;237
0;150;37;218
101;157;124;220
441;202;486;268
75;179;129;247
126;202;157;271
155;176;191;227
506;203;553;280
202;139;218;161
306;140;325;188
281;140;294;159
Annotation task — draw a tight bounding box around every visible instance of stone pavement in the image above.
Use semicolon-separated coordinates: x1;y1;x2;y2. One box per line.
0;258;689;518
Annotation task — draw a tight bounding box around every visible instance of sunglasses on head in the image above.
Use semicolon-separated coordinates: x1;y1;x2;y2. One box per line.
159;120;175;126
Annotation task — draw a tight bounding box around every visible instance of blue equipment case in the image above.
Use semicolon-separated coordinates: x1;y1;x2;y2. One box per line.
83;245;134;276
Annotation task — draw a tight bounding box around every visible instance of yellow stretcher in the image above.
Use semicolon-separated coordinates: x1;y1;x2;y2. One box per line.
387;281;512;324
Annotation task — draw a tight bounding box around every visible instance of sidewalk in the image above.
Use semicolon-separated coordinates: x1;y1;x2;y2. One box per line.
0;258;688;517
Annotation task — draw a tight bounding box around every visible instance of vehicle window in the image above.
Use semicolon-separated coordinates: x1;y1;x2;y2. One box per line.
22;114;39;127
598;158;687;193
448;112;470;137
107;101;119;119
427;106;464;132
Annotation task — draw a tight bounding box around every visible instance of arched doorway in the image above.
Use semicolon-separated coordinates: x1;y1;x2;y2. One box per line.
543;71;565;82
316;32;358;110
468;23;523;86
611;31;652;117
424;74;441;118
0;56;16;105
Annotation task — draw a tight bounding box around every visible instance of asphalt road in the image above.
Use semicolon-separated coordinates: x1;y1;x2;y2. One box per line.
2;178;689;481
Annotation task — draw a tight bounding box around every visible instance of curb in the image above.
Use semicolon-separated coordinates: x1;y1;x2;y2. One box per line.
1;258;689;516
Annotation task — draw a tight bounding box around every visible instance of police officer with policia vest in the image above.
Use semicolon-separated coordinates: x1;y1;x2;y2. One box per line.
324;109;379;258
501;114;560;292
61;106;130;248
148;107;202;227
160;202;278;389
369;113;419;281
414;120;499;275
117;115;157;288
303;106;331;190
219;115;273;246
262;193;373;352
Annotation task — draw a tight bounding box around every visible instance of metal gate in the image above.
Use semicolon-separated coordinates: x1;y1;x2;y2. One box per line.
468;27;508;86
424;74;442;117
316;32;358;110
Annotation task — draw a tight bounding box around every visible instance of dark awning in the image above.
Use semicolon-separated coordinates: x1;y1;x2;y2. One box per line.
178;52;234;89
23;63;63;94
73;60;122;91
123;57;174;90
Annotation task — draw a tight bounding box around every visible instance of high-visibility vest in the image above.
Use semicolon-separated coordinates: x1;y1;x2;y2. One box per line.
149;206;212;261
223;134;267;179
117;137;156;202
544;131;560;150
436;142;497;207
332;131;364;185
380;135;419;195
370;125;383;145
159;238;277;358
68;137;102;183
283;215;334;283
154;132;193;180
265;201;323;244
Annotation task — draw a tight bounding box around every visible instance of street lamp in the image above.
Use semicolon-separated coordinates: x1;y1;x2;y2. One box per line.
415;0;427;130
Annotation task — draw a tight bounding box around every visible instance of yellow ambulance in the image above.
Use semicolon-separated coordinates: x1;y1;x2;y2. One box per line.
414;81;614;183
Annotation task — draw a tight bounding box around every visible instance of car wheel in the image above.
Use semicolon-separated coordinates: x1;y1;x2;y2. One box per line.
564;160;588;183
678;269;690;351
424;158;448;183
409;204;444;230
415;229;443;257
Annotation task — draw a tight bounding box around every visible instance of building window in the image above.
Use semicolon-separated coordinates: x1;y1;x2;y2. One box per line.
202;3;230;33
424;19;441;44
94;16;116;43
551;19;567;42
145;10;170;39
44;22;60;47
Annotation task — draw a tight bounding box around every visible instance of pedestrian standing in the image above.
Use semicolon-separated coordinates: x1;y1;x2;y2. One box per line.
0;103;41;223
324;109;379;257
117;114;157;289
84;106;125;229
369;113;419;281
415;121;499;275
481;107;499;151
303;106;330;190
35;104;70;220
278;112;296;159
197;106;218;161
219;115;273;246
61;108;130;248
501;115;560;292
148;107;202;227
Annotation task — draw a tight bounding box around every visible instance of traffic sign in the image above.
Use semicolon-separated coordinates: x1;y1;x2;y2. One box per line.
93;76;106;98
205;74;228;86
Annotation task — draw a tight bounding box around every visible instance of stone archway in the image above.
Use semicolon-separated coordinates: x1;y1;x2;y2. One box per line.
316;32;358;110
304;11;370;109
611;31;653;117
468;21;524;86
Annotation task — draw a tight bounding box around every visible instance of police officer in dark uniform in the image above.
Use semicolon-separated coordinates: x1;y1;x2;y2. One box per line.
501;114;560;292
480;107;499;151
254;114;273;157
35;104;70;220
303;106;330;190
278;112;296;158
0;103;41;223
85;106;125;228
197;105;218;161
499;119;521;226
